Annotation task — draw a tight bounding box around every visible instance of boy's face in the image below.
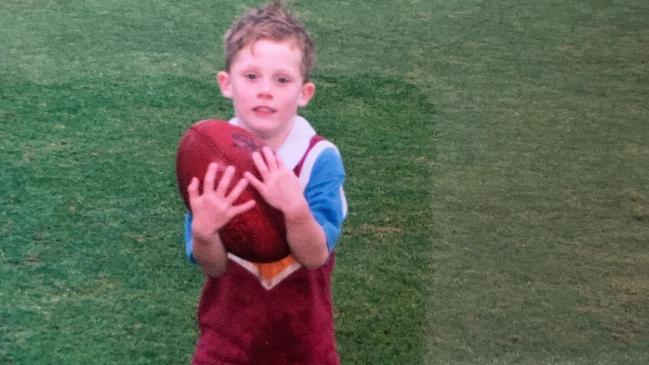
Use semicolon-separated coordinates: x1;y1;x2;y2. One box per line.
217;39;315;149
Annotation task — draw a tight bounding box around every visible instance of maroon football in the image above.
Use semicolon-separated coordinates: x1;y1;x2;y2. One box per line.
176;119;289;262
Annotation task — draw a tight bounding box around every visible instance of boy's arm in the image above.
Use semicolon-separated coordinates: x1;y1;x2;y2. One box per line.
245;146;346;269
187;163;255;276
191;227;229;277
283;198;329;269
184;213;231;277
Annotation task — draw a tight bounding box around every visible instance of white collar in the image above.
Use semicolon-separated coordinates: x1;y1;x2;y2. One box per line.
228;116;316;170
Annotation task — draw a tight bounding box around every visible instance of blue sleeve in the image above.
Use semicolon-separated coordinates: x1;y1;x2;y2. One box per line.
184;213;196;263
304;148;347;252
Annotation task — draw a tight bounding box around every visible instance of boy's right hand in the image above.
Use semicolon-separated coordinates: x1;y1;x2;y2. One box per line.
187;162;256;242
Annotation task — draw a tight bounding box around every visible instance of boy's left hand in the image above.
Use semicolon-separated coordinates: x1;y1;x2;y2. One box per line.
244;146;306;218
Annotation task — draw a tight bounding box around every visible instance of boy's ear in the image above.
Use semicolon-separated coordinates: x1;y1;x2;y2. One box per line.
217;71;233;98
298;81;316;107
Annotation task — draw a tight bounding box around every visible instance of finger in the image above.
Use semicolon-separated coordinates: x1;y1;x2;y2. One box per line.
262;146;278;171
251;151;269;178
229;199;256;217
204;162;219;192
243;171;265;193
226;177;249;204
187;177;200;200
216;165;235;196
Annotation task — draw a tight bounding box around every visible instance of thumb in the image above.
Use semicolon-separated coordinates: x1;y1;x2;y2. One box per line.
187;177;199;200
244;171;264;193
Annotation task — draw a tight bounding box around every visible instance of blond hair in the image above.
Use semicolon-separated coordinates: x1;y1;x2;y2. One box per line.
223;1;315;81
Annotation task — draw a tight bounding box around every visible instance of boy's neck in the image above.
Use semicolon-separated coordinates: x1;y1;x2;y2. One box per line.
264;117;296;151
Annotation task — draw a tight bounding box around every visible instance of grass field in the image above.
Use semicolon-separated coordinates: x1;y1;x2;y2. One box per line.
426;0;649;364
1;0;648;364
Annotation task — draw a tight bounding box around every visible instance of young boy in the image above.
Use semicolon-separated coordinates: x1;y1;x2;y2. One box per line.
183;2;347;364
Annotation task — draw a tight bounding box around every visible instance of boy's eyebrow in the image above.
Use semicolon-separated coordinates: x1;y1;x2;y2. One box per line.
237;64;298;76
235;63;262;73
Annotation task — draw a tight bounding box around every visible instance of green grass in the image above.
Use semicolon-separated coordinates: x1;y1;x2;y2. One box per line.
2;0;648;364
426;1;649;364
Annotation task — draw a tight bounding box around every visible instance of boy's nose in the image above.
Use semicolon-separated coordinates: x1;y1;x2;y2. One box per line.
257;90;273;100
257;78;273;99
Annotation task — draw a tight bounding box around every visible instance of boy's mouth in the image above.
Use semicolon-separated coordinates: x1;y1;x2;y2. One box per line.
253;106;276;115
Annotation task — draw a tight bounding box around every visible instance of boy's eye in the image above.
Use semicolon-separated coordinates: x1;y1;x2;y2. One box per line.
245;73;257;80
276;76;290;84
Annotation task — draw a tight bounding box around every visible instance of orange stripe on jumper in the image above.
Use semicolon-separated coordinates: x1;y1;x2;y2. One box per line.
255;255;297;281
